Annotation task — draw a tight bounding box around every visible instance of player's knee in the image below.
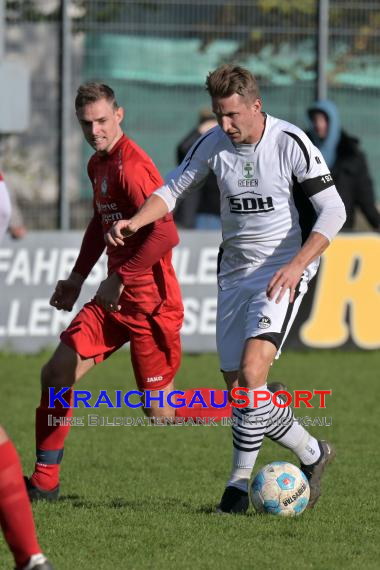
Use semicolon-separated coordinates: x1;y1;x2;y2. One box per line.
142;402;174;421
41;357;74;391
141;387;176;421
140;382;176;420
222;371;238;398
0;425;9;444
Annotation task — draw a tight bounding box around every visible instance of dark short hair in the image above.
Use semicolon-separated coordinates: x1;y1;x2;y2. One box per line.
206;64;260;101
75;82;119;110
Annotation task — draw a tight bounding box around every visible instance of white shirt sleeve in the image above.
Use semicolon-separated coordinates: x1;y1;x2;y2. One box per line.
154;129;215;212
310;188;346;241
288;129;346;241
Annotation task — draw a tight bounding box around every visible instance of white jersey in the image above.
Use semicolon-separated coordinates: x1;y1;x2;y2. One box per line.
156;114;346;288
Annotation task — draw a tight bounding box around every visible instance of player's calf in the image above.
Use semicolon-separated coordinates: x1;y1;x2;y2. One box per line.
141;383;176;422
30;343;94;495
0;438;53;567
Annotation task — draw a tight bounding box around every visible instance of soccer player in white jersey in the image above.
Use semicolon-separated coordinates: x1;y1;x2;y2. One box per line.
0;176;53;567
106;65;346;514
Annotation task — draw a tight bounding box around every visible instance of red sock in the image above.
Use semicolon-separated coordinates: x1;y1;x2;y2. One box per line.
32;388;73;491
0;439;41;567
175;388;232;421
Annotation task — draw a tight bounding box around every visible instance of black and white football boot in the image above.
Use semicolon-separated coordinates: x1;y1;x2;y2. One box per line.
216;486;250;515
16;554;54;570
301;440;336;508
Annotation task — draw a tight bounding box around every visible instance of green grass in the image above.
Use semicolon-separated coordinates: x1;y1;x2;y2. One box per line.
1;350;379;569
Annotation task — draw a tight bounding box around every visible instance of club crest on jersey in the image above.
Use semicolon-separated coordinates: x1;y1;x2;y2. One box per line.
227;190;275;214
101;176;108;195
243;161;254;179
238;162;258;187
258;316;271;329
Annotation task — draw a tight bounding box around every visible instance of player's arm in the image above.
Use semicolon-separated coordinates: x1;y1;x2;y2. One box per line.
267;231;329;303
50;210;105;311
96;153;182;310
109;193;170;245
71;210;105;279
96;212;180;312
267;132;346;303
106;135;214;245
95;219;178;312
113;217;179;284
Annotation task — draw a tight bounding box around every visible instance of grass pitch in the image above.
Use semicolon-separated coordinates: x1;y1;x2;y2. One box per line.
0;350;379;569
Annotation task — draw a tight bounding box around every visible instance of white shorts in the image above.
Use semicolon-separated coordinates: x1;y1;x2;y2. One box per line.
216;261;318;371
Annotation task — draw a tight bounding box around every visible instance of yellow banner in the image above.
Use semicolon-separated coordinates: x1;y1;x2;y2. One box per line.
301;234;380;349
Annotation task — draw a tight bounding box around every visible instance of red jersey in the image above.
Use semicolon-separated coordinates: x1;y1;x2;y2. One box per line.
73;134;182;313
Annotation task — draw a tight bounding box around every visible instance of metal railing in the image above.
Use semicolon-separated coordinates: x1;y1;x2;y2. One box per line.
1;0;379;229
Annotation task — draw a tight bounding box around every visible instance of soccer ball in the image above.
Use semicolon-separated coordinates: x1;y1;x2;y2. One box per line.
251;462;310;516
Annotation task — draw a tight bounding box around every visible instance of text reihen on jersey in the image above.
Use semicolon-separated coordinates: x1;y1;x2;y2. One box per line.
95;200;123;224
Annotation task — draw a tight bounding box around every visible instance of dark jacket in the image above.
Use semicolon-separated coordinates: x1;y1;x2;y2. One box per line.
174;127;220;229
331;131;380;230
307;100;380;231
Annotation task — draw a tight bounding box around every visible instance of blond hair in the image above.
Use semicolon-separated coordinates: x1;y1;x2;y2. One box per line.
206;64;260;101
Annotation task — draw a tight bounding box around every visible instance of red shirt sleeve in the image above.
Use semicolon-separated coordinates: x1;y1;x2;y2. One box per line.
72;207;105;279
72;158;106;279
114;217;179;285
126;159;164;204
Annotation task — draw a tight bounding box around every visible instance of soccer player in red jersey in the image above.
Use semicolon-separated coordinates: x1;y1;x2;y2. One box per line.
24;83;184;501
0;179;53;569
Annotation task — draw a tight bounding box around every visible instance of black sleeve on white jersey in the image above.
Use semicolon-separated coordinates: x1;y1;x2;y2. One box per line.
283;131;310;172
283;130;336;197
292;176;317;244
283;129;346;241
300;173;335;197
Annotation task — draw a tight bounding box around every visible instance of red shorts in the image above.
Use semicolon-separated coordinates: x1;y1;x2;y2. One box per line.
60;301;183;391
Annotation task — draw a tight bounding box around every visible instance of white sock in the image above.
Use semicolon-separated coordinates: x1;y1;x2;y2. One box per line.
279;426;321;465
227;465;251;492
265;399;321;465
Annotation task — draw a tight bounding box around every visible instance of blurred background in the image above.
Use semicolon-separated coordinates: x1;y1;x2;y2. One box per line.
1;0;379;231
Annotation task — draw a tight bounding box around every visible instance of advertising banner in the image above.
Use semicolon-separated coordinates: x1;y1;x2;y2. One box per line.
0;231;379;352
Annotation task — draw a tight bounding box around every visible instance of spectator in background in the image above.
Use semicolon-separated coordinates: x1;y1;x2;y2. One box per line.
174;108;221;230
0;170;27;239
0;172;11;241
307;100;380;231
9;190;27;239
